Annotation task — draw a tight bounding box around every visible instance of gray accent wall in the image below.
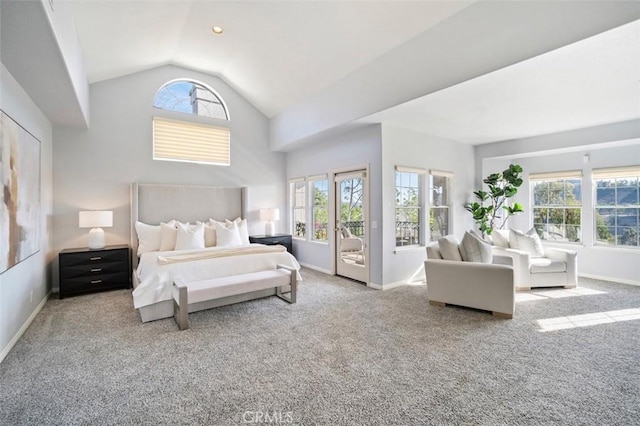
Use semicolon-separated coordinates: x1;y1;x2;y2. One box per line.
52;65;286;290
0;63;54;362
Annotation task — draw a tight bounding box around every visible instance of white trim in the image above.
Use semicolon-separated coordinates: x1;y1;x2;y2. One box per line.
298;262;331;275
0;291;50;364
579;273;639;287
429;169;455;178
368;280;420;291
396;165;426;174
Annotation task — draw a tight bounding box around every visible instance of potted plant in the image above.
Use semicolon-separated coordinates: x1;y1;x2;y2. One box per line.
465;164;524;237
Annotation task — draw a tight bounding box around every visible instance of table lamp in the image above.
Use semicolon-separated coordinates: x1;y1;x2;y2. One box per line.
259;208;280;236
79;210;113;249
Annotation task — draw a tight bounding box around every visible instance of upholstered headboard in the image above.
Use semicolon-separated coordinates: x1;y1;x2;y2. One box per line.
130;183;247;267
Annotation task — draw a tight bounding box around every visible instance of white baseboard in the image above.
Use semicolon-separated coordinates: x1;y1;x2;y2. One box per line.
579;273;640;287
0;292;50;364
368;280;425;291
298;262;332;275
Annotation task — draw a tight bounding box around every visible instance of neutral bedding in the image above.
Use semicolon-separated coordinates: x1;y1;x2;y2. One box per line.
133;244;301;309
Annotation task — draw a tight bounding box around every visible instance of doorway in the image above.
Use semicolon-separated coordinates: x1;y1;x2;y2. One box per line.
334;170;368;283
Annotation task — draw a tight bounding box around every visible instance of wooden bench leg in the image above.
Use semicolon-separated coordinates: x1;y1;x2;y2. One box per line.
173;282;189;330
276;264;297;304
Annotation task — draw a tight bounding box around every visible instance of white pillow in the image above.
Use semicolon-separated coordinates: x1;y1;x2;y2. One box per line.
492;229;510;248
159;221;179;251
134;221;161;256
215;221;243;247
197;221;217;247
438;235;463;261
509;228;545;257
459;231;493;263
225;217;250;245
175;222;205;251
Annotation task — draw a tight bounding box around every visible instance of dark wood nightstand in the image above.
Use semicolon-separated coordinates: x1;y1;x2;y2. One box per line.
249;234;293;255
59;244;131;299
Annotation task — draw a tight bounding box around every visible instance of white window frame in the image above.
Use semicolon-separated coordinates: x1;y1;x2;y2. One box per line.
395;166;426;248
530;170;583;243
593;166;640;248
429;170;454;242
309;175;329;242
289;178;307;239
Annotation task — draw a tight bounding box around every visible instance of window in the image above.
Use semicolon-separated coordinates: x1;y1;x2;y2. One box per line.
531;171;582;242
593;167;640;247
430;170;453;240
153;80;229;120
290;179;306;239
395;166;424;247
310;177;329;242
152;79;230;165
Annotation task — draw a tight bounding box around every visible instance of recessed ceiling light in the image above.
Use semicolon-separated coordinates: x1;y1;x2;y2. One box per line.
212;26;224;35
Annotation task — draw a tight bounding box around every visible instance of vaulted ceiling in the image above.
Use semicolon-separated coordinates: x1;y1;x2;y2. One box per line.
3;1;639;148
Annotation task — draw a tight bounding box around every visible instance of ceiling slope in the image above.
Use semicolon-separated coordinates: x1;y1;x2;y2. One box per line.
270;1;640;151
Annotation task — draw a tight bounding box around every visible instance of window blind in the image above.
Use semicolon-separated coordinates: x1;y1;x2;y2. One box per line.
396;165;426;174
529;170;582;181
592;166;640;179
429;169;454;178
153;116;230;166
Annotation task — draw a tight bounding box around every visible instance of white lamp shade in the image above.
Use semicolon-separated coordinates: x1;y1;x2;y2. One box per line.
79;211;113;228
259;208;280;221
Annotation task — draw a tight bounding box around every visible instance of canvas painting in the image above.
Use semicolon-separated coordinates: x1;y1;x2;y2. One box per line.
0;111;41;273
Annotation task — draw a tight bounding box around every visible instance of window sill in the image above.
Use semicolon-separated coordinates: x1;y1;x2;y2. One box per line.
394;245;424;254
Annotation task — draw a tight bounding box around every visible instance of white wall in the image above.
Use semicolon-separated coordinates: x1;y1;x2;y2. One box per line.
0;63;54;362
477;133;640;285
380;125;476;286
286;125;383;283
52;65;285;289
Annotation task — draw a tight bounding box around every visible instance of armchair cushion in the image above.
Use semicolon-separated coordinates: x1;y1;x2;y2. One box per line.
438;235;463;261
509;228;545;257
492;229;510;248
459;231;493;263
529;257;567;274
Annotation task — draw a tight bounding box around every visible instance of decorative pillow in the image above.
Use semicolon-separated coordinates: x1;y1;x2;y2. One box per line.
175;222;205;251
509;228;545;257
134;221;161;256
438;235;463;261
215;221;243;247
459;231;493;263
159;221;179;251
492;229;510;248
226;217;250;245
198;221;217;247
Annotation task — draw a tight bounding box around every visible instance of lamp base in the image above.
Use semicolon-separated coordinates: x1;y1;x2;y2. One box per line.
87;227;106;249
264;221;275;236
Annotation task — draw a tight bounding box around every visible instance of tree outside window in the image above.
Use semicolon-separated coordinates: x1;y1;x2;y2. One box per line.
311;179;329;241
532;176;582;243
594;173;639;247
395;171;421;247
290;180;306;238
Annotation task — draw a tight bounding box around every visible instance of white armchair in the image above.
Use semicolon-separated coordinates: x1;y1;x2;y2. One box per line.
340;226;363;253
492;229;578;291
425;241;515;318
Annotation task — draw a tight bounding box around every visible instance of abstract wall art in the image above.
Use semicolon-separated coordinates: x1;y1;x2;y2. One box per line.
0;110;41;274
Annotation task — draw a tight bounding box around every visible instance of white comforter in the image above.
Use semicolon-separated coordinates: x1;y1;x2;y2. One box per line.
133;244;301;309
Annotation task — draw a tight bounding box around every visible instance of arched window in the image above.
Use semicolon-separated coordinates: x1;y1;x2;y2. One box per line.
152;79;230;166
153;79;229;120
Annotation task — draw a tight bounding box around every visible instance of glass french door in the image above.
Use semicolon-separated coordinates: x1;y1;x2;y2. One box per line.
334;170;368;283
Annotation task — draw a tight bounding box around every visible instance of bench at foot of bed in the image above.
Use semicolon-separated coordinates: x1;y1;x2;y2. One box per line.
172;264;297;330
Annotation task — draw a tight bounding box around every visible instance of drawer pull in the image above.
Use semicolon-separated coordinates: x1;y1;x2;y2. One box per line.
91;268;102;273
90;257;102;261
91;280;102;284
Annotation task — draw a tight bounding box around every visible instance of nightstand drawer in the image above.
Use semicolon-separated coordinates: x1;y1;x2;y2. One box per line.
61;271;129;294
249;234;293;255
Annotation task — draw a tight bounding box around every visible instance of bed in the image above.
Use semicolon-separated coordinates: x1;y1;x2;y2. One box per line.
130;183;301;323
